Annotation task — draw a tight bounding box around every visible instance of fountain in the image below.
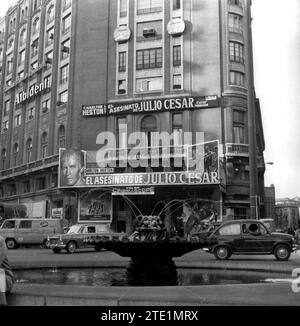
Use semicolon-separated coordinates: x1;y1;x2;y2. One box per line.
85;195;219;285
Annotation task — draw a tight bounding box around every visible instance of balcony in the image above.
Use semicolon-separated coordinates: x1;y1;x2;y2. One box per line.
226;143;249;157
0;154;59;180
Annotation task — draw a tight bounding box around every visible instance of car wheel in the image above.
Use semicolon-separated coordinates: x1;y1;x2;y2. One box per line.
42;239;50;249
6;238;17;250
214;246;231;260
274;244;291;261
95;245;102;252
52;248;61;254
66;241;77;254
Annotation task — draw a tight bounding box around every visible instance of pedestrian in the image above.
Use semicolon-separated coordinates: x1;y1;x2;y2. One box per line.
0;236;14;306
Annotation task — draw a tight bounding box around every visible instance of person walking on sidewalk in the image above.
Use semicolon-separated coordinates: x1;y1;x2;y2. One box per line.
0;235;14;305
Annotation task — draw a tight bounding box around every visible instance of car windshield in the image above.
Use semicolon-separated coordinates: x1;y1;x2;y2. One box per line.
67;225;82;234
1;220;15;229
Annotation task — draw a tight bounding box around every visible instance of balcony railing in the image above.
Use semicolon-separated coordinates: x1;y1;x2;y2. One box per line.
137;7;162;15
0;154;59;180
226;143;249;157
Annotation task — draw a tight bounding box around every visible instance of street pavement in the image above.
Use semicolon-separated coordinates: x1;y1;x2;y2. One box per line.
6;248;300;306
7;247;300;273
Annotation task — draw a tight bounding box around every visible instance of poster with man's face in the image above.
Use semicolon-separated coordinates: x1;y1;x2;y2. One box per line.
59;148;87;188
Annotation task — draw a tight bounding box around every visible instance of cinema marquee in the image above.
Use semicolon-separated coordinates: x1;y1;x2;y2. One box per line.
82;95;220;117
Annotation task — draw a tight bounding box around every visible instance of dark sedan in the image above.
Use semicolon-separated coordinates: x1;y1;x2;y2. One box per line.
203;219;296;261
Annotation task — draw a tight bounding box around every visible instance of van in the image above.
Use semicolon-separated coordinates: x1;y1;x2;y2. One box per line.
0;218;63;249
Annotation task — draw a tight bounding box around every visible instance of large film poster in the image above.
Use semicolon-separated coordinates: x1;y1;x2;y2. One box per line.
58;141;220;188
59;148;87;188
79;191;112;222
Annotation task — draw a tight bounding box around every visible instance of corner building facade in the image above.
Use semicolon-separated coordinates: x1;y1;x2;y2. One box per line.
0;0;265;231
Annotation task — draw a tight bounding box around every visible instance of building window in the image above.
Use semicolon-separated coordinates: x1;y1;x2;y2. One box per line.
137;20;162;42
229;0;243;8
18;71;25;79
136;76;163;92
229;41;244;63
32;17;40;35
62;14;71;34
229;13;243;34
119;0;127;17
14;114;22;127
36;177;46;190
141;115;157;147
233;110;246;143
172;113;183;146
44;75;52;88
18;49;26;66
46;28;54;46
41;132;48;158
137;0;162;14
118;79;127;94
173;45;181;67
32;0;41;11
44;51;53;68
4;100;10;116
31;61;38;70
13;143;19;166
7;37;14;51
58;90;68;104
19;28;26;46
60;64;69;84
172;74;182;90
1;148;6;170
20;9;25;23
61;39;70;60
8;183;17;196
23;181;31;193
3;120;9;132
118;51;126;72
7;58;13;74
234;207;247;219
26;138;33;162
58;125;66;149
42;99;50;113
117;117;127;149
31;38;39;58
136;48;162;70
28;107;35;120
173;0;181;10
63;0;72;11
230;71;245;87
47;5;55;24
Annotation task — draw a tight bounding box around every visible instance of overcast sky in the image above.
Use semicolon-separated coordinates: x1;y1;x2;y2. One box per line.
0;0;299;199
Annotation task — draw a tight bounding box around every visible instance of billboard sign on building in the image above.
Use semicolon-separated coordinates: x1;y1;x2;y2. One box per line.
82;95;220;117
58;141;220;189
112;187;155;196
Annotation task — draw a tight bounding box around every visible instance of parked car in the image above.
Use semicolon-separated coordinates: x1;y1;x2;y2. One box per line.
202;219;296;261
0;218;63;249
48;223;113;254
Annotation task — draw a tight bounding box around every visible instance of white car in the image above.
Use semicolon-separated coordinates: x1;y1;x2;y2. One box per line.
48;223;111;253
